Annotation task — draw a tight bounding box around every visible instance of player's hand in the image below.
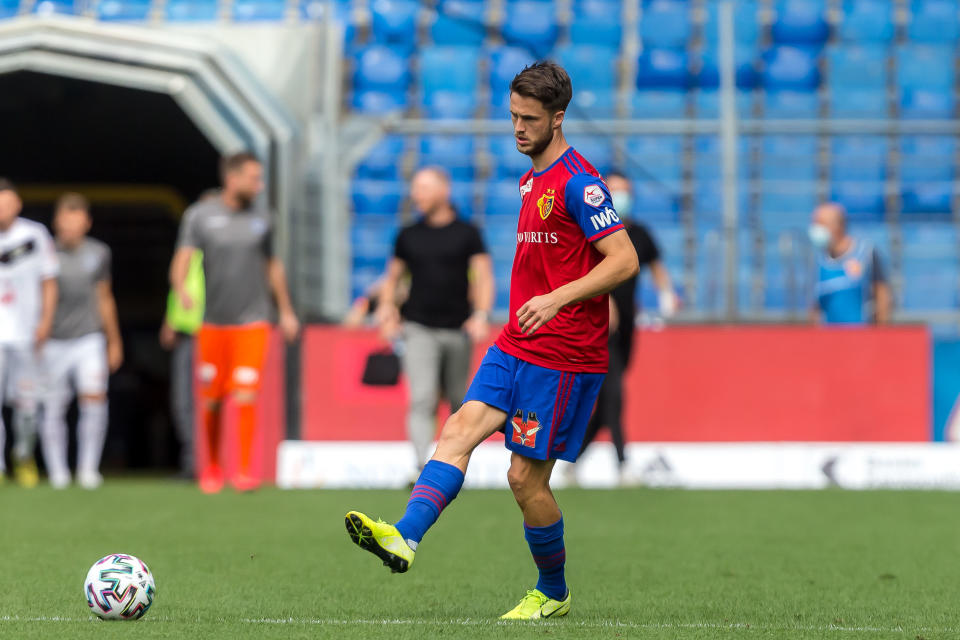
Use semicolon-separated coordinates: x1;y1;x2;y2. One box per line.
279;309;300;343
159;321;176;350
463;311;490;344
517;293;563;336
34;322;51;351
375;303;401;341
107;339;124;373
178;289;194;311
658;290;679;318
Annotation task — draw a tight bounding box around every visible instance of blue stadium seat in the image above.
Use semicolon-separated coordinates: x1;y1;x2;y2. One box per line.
351;90;408;114
827;44;887;89
33;0;77;15
232;0;286;20
759;208;811;235
694;227;756;313
901;182;954;215
762;46;821;91
419;46;480;118
97;0;151;20
419;135;475;181
640;0;691;49
451;181;475;219
628;179;681;223
488;135;531;179
557;45;618;92
830;182;886;220
482;214;518;267
908;0;959;43
370;0;419;51
0;0;19;18
626;135;684;186
356;135;406;180
896;45;955;89
693;89;755;118
900;88;955;119
763;90;820;118
759;190;819;216
900;135;955;181
760;135;819;182
570;0;623;48
692;180;753;226
900;223;959;309
771;0;830;48
352;180;404;216
352;256;388;300
839;0;895;43
636;48;690;88
352;45;410;113
488;46;536;111
567;90;617;118
631;90;689;117
484;181;520;217
764;231;812;311
692;135;752;181
167;0;218;21
695;46;761;89
829;87;889;118
566;138;614;175
430;1;486;46
502;1;559;56
831;136;888;181
703;1;759;45
351;217;398;260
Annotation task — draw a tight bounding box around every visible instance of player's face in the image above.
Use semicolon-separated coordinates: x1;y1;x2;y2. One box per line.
410;170;449;215
0;190;22;230
509;93;561;158
54;207;91;245
226;161;264;207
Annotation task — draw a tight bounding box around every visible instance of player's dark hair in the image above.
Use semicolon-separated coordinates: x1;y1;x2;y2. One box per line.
510;61;573;113
0;178;16;194
56;192;90;214
220;152;260;180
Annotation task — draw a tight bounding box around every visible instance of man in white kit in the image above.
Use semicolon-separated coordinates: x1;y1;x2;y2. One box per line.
40;192;122;489
0;179;59;487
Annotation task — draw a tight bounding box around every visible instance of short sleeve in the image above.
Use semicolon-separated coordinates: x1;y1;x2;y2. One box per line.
563;174;626;242
96;244;112;282
631;224;661;266
176;206;203;251
261;216;274;259
38;226;59;279
466;223;488;257
394;227;409;262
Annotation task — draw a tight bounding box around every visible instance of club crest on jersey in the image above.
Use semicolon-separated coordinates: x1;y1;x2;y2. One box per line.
519;178;533;199
537;189;555;220
583;184;606;208
511;410;542;447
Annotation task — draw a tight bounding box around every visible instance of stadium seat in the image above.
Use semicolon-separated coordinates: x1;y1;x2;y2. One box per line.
831;136;888;181
419;135;475;181
629;179;681;223
827;44;887;89
33;0;77;15
703;1;759;46
838;0;895;43
692;180;753;226
351;217;398;260
759;190;819;216
557;45;618;93
232;0;286;21
829;87;889;118
481;215;518;261
566;138;614;175
0;0;19;18
352;46;410;113
762;46;821;91
901;181;954;216
760;135;819;182
502;1;559;56
692;135;752;181
97;0;152;21
639;0;691;49
631;90;689;117
693;89;755;118
356;136;406;180
352;256;388;300
900;88;955;119
351;90;408;114
830;181;886;220
908;0;959;43
370;0;419;52
570;0;623;48
167;0;218;21
900;136;955;182
418;46;480;118
763;231;812;311
636;48;690;89
770;0;830;48
900;223;959;309
566;90;618;118
451;181;475;219
351;180;404;216
694;227;756;313
488;46;536;111
625;135;683;186
430;0;486;46
488;135;531;179
484;181;520;217
896;45;955;89
695;46;761;89
763;90;820;118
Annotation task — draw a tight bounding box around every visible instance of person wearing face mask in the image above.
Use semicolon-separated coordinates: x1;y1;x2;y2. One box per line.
809;202;891;325
575;170;678;485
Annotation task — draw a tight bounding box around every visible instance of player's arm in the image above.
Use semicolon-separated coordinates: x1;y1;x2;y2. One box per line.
464;252;494;343
96;279;123;372
36;277;58;348
169;247;196;310
376;256;407;340
267;257;300;342
871;247;892;325
649;260;678;316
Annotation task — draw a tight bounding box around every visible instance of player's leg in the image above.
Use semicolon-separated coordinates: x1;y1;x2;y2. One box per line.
10;345;43;488
75;333;110;489
606;345;628;473
171;334;196;478
227;324;269;491
196;324;227;493
39;339;73;488
400;322;442;471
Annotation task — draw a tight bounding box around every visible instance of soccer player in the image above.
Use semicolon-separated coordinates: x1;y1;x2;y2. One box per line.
344;62;640;619
0;179;59;487
39;193;123;490
170;153;299;493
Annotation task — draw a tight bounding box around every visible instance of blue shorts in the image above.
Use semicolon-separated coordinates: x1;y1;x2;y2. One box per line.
463;345;605;462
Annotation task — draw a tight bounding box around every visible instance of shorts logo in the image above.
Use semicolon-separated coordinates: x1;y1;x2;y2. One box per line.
537;189;555;220
583;184;605;207
511;410;542;447
233;366;260;386
519;178;533;199
198;363;217;383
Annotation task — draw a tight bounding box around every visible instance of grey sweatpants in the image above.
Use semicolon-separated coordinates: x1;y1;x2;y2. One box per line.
170;333;195;475
401;321;472;469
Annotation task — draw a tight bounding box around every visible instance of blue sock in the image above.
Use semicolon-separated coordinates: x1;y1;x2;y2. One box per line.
395;460;465;547
524;517;567;601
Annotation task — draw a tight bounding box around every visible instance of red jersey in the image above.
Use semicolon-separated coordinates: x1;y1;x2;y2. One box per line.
495;147;626;373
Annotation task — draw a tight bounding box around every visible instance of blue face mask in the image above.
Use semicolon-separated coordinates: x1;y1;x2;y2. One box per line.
808;224;830;249
611;190;632;218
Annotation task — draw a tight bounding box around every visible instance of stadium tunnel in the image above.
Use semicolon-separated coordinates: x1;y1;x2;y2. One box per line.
0;17;299;470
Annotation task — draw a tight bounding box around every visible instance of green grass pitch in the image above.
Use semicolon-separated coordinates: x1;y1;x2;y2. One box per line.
1;480;959;639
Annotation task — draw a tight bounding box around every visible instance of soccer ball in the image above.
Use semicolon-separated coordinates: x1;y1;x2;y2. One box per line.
83;553;156;620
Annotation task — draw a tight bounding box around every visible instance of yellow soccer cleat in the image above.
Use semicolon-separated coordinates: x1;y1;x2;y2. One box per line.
500;589;571;620
344;511;415;573
13;458;39;489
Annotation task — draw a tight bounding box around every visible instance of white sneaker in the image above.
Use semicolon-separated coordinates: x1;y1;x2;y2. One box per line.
77;471;103;490
49;473;71;489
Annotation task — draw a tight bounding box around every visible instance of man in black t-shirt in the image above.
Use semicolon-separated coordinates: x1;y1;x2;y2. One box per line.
577;171;677;483
377;167;494;471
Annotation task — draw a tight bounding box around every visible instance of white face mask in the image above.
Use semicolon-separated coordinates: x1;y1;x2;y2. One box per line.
808;224;830;249
611;190;632;217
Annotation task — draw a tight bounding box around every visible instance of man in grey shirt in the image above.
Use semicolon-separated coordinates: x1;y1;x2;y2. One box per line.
40;192;123;490
169;152;299;493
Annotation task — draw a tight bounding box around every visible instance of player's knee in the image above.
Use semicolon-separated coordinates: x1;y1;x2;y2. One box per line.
231;389;258;406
